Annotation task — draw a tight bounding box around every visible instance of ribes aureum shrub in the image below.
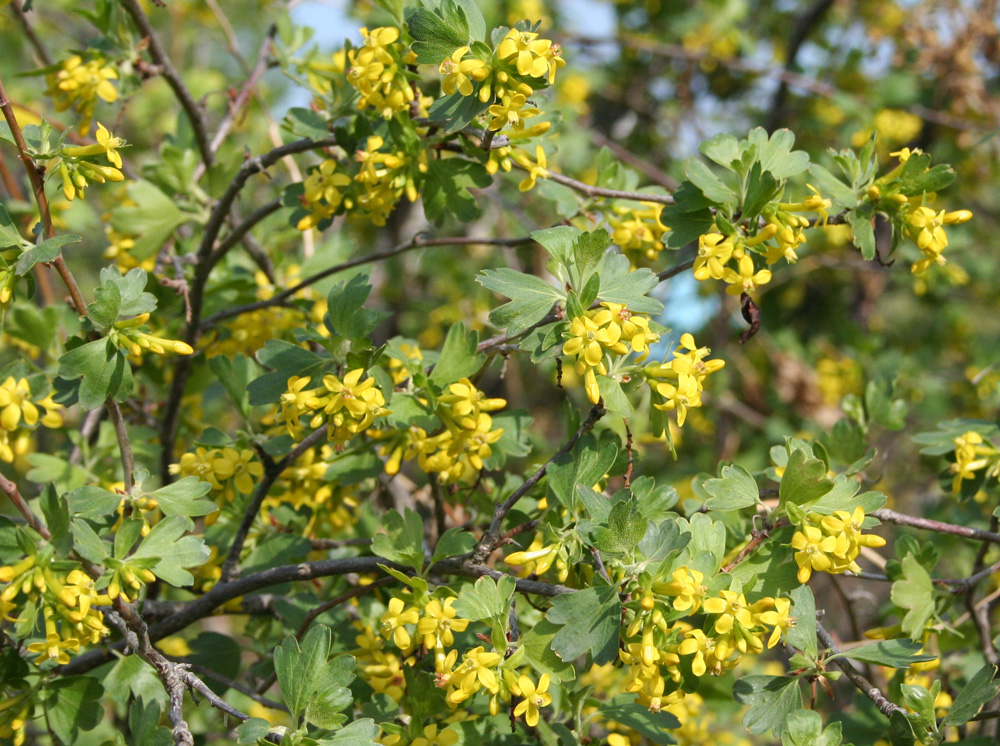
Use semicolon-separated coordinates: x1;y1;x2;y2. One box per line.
0;1;999;745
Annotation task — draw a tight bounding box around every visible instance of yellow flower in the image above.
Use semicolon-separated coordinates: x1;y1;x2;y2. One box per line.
417;597;470;649
487;92;540;132
513;673;552;726
752;597;795;648
211;448;264;495
514;145;549;192
0;378;39;431
380;597;419;649
722;254;772;296
693;233;735;281
439;46;489;97
411;724;458;746
651;375;701;427
656;566;706;613
791;524;838;583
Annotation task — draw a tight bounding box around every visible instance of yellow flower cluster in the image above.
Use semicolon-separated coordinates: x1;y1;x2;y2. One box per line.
353;136;425;227
0;377;63;464
358;593;552;726
643;334;725;427
791;506;886;584
263;446;360;537
296;159;352;231
379;378;505;485
608;203;670;266
903;205;972;274
58;122;126;201
277;369;389;444
46;55;119;134
950;431;998;494
815;355;863;407
0;691;31;746
347;27;415;119
692;187;832;295
169;446;264;503
0;557;110;666
620;576;793;712
562;302;659;404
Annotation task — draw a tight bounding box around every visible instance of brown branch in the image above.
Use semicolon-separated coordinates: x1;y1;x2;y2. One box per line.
205;198;283;271
219;426;328;582
540;169;674;205
106;399;136;492
872;509;1000;545
0;473;50;540
0;73;87;316
200;233;535;329
120;0;213;167
474;404;606;562
817;623;905;718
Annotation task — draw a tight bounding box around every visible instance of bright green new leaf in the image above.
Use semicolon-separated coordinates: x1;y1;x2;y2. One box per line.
146;476;218;517
407;1;471;64
57;337;134;410
781;709;845;746
594;252;664;315
422;158;491;224
14;235;80;276
452;574;516;622
599;694;680;744
941;665;1000;727
429;527;477;565
429;322;485;386
786;585;817;658
478;267;562;335
325;274;382;338
44;676;104;745
829;639;935;668
592;497;647;556
109;180;186;260
778;447;834;512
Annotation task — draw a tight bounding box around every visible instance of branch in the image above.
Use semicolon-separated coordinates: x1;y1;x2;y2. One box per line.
158;135;338;482
765;0;837;132
61;555;571;676
208;26;276;158
10;0;52;67
120;0;213;167
528;168;674;205
817;623;905;718
220;426;328;582
872;509;1000;545
474;404;606;561
106;399;136;492
200;233;535;329
0;473;50;540
205;198;283;272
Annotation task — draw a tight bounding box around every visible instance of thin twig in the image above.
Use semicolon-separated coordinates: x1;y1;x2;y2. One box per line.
201;234;535;328
817;623;905;718
872;509;1000;545
120;0;213;167
106;400;136;492
474;404;606;562
0;473;50;539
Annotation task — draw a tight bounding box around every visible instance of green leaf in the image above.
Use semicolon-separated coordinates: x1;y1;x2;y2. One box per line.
188;631;242;696
829;639;936;668
247;339;324;406
44;676;104;744
429;527;477;565
778;447;834;512
236;718;273;744
57;337;134;410
274;625;332;718
408;1;470;64
429;322;485;386
452;574;516;622
38;485;71;555
597;375;633;416
546;585;621;665
66;485;122;517
865;379;906;431
699;133;741;169
0;203;27;248
787;585;818;659
208;354;254;419
146;477;218;518
102;655;167;707
518;619;576;683
129;516;211;586
426;91;489;134
594;253;664;315
371;508;425;572
742;162;780;220
898;163;956;195
890;554;935;638
888;709;917;746
599;694;680;744
573;229;612;286
684;158;735;206
808;164;858;210
546;432;618;511
109;180;186;260
753;128;811;180
942;665;1000;727
326;273;381;338
71;518;109;563
14;235;80;276
781;709;844;746
478;268;562;335
318;718;380;746
703;464;759;511
733;675;803;737
592;496;646;555
422;158;491;224
128;699;172;746
848;204;876;261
